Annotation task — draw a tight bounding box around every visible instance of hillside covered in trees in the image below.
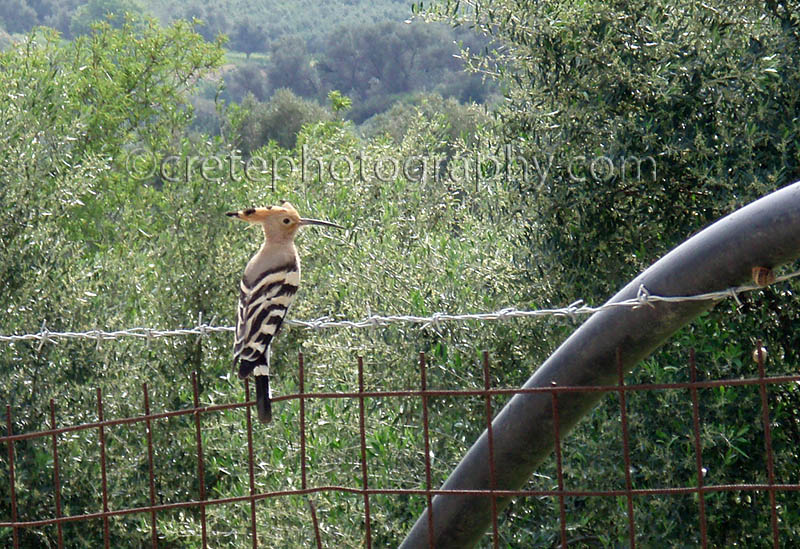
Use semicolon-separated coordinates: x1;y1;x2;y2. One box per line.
1;0;800;547
0;0;496;128
0;0;413;43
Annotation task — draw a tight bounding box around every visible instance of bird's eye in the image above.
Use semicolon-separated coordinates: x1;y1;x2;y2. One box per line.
283;218;291;224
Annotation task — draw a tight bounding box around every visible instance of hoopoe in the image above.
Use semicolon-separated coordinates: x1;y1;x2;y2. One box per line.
227;201;342;423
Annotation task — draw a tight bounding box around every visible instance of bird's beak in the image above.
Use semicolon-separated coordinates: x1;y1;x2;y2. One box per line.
299;218;344;229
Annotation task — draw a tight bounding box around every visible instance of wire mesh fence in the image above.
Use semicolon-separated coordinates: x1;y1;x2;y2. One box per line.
1;346;799;547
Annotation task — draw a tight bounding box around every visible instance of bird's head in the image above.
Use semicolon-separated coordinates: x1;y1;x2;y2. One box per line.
226;201;343;242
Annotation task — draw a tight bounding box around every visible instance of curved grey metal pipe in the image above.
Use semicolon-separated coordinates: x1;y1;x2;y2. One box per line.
400;182;800;548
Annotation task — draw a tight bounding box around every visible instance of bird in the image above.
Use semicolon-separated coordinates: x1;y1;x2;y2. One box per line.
227;201;342;423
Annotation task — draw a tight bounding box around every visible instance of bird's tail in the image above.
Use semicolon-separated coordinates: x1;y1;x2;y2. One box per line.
255;375;272;423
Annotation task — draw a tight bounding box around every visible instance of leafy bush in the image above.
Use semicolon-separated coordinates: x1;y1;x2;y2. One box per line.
234;90;332;154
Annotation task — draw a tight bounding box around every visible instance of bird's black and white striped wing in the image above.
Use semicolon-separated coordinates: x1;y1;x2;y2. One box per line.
233;261;299;379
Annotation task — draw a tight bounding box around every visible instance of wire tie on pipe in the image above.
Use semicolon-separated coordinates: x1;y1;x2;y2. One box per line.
727;287;743;307
635;284;655;309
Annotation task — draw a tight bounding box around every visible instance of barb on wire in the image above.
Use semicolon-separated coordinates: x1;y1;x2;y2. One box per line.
1;269;798;345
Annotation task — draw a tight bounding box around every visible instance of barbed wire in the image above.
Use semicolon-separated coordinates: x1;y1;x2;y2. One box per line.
1;269;798;346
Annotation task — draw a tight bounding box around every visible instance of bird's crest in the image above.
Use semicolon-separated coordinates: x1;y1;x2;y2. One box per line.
226;201;300;224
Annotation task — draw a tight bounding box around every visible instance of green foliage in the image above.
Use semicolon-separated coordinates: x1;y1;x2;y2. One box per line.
315;21;492;114
267;35;319;97
360;92;491;148
0;0;37;33
0;1;495;127
215;19;495;120
0;26;12;48
156;0;413;48
229;19;267;60
327;89;352;115
0;20;228;547
69;0;148;37
0;0;414;41
423;0;800;301
234;89;332;154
